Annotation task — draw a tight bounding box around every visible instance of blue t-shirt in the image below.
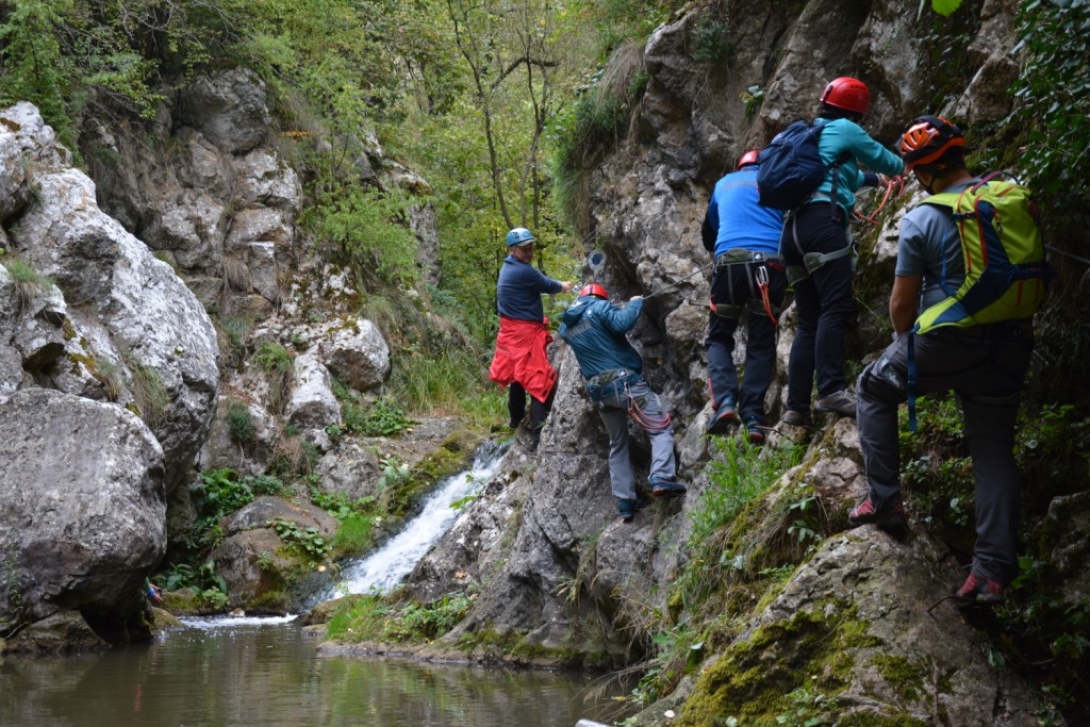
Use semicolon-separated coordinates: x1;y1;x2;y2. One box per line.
896;179;980;310
702;166;784;257
496;256;563;321
813;118;904;213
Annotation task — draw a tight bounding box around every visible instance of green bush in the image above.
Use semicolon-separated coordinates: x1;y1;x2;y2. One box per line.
268;517;331;561
193;468;254;522
225;400;254;442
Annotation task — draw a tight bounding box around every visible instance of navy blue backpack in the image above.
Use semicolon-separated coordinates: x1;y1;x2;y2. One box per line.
757;120;836;210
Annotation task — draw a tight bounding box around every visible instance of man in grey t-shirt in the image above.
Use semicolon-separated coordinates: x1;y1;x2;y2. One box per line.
848;117;1036;605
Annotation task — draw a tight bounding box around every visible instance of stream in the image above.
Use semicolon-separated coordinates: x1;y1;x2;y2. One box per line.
1;441;627;726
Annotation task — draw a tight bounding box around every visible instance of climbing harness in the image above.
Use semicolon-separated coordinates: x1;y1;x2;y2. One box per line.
585;370;672;432
783;209;856;285
711;250;783;325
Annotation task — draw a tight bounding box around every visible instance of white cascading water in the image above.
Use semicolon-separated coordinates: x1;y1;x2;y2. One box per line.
327;440;506;599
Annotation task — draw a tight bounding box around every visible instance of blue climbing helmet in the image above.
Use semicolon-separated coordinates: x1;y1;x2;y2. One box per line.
505;227;536;247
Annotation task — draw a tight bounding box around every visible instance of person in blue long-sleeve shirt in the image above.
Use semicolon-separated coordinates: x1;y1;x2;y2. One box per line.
701;150;787;443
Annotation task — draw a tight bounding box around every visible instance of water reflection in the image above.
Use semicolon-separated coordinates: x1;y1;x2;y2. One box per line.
0;619;624;727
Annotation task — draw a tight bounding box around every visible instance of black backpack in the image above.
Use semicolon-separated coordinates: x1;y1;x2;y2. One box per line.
757;119;839;210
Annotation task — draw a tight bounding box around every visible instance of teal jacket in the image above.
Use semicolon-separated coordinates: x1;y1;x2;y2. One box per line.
813;117;903;214
558;296;643;379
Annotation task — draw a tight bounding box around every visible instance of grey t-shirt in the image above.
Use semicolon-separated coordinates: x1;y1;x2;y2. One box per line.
895;179;980;311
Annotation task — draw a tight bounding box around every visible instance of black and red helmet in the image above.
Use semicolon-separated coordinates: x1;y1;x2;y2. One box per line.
899;115;965;171
579;283;608;299
736;149;760;169
819;77;871;115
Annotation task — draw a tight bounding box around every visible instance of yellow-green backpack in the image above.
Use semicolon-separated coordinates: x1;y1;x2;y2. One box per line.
914;173;1049;335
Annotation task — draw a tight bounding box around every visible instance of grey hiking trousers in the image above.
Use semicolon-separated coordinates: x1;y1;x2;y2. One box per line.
595;377;677;501
856;320;1034;585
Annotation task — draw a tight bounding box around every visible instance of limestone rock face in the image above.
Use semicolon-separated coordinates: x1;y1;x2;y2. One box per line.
177;68;271;154
0;389;165;626
0;104;220;491
318;320;391;393
285;351;341;430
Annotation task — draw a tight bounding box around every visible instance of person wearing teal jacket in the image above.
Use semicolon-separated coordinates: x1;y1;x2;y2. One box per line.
780;77;903;427
558;284;685;522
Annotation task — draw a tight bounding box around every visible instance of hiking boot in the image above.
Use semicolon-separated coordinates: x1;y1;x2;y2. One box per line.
650;480;687;498
847;493;905;529
956;569;1006;604
706;398;740;435
617;497;649;522
782;409;812;427
744;419;765;445
815;389;857;417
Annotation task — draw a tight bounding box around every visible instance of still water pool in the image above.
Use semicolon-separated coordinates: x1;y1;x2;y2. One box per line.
0;616;626;727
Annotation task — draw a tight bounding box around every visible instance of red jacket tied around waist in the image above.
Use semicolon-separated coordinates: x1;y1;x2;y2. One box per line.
489;316;556;403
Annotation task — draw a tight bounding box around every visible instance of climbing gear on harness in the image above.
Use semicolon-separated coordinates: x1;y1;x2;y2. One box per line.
585;369;638;401
585;371;672;432
711;250;784;322
754;264;777;324
579;282;608;299
506;227;535;246
899;115;965;172
819;76;871;115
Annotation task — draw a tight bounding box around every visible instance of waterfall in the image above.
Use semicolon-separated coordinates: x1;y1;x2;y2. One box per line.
325;440;506;600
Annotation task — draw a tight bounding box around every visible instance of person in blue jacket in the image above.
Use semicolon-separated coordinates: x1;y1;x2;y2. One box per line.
780;77;904;426
702;150;787;443
558;284;686;522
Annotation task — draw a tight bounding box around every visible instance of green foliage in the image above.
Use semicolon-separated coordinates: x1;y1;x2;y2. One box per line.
1;257;54;314
129;361;170;429
326;591;472;644
162;560;229;608
389;348;505;427
774;680;839;726
577;0;674;51
690;7;730;65
193;468;255;522
225;399;254;443
305;182;418;287
689;440;803;546
331;513;375;557
253;341;293;372
1012;0;1090;205
268;517;332;560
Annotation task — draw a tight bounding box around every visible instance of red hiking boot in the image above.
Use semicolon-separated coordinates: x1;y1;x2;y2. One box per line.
847;493;905;529
956;570;1006;604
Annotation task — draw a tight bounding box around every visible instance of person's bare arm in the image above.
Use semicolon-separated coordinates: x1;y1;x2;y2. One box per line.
889;275;922;334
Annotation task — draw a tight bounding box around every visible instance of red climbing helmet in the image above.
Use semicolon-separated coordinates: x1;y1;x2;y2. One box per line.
736;149;760;169
899;115;966;171
579;283;608;299
819;77;871;115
